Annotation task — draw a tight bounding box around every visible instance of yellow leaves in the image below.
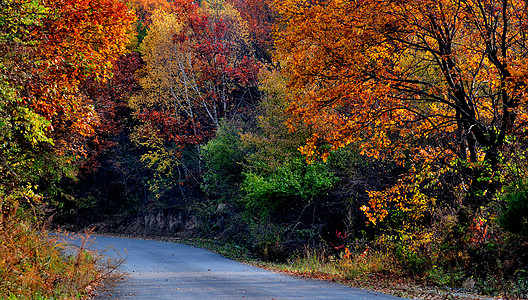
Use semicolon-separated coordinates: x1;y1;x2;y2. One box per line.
362;163;438;232
360;192;388;226
14;106;54;147
137;8;185;88
298;133;319;163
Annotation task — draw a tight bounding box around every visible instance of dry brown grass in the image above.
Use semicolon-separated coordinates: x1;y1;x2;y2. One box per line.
0;216;122;299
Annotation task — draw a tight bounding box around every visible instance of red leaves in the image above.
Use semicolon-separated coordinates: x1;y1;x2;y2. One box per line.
236;56;260;84
170;0;198;18
469;217;489;245
138;110;205;145
181;14;231;59
336;231;348;239
112;52;144;96
227;0;275;61
167;2;260;128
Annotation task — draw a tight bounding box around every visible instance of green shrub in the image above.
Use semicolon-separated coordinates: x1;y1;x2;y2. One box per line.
242;157;337;220
499;180;528;237
247;221;287;260
426;265;465;287
201;120;247;201
393;241;428;275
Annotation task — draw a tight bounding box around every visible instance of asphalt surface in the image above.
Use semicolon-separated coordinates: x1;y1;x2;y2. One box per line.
65;235;405;300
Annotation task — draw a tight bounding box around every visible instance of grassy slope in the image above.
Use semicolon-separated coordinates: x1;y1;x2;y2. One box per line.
0;221;119;300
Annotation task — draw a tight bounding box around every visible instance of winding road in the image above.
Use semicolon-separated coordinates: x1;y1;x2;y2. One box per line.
65;235;405;299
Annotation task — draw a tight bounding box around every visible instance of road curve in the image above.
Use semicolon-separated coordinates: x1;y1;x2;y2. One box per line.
66;235;405;300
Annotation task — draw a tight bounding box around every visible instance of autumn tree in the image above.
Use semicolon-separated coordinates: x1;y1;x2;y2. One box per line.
129;0;260;203
78;52;143;175
0;0;134;216
55;52;150;220
132;0;259;130
226;0;276;63
31;0;135;155
129;0;174;46
275;0;528;217
273;0;528;280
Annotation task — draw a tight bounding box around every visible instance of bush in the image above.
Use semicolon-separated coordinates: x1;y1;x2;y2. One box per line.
242;157;337;221
0;217;114;299
201;119;247;202
499;180;528;237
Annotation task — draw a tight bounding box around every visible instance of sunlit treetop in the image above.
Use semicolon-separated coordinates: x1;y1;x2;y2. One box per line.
29;0;136;154
275;0;528;224
276;0;528;166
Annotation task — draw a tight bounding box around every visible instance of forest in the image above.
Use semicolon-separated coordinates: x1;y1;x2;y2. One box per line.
1;0;527;298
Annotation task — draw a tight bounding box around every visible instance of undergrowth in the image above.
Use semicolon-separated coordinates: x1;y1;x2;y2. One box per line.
267;246;397;280
0;217;121;299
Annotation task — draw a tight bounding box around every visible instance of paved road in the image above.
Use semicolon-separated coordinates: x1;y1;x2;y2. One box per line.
65;235;405;299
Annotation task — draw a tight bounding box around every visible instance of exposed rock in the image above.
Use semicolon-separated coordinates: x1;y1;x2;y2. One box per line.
462;277;476;291
99;209;200;238
217;203;227;211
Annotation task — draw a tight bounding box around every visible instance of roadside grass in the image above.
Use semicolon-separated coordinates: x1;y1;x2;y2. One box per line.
182;240;397;283
185;239;506;299
249;248;474;300
277;246;395;280
179;239;414;295
0;218;122;300
252;246;407;288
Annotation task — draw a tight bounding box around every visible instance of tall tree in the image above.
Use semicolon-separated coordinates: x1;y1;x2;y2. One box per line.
275;0;528;223
129;0;260;202
31;0;135;154
0;0;134;214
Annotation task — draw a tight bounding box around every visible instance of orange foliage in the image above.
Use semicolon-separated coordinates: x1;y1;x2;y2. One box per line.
275;0;528;223
276;0;528;164
28;0;135;154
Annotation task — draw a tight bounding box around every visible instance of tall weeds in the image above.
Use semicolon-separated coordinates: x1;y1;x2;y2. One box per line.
0;216;119;299
285;245;397;280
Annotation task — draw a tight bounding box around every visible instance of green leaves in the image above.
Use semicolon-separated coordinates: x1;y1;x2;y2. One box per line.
201;120;246;200
242;157;336;220
0;0;45;43
15;106;53;147
499;180;528;237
